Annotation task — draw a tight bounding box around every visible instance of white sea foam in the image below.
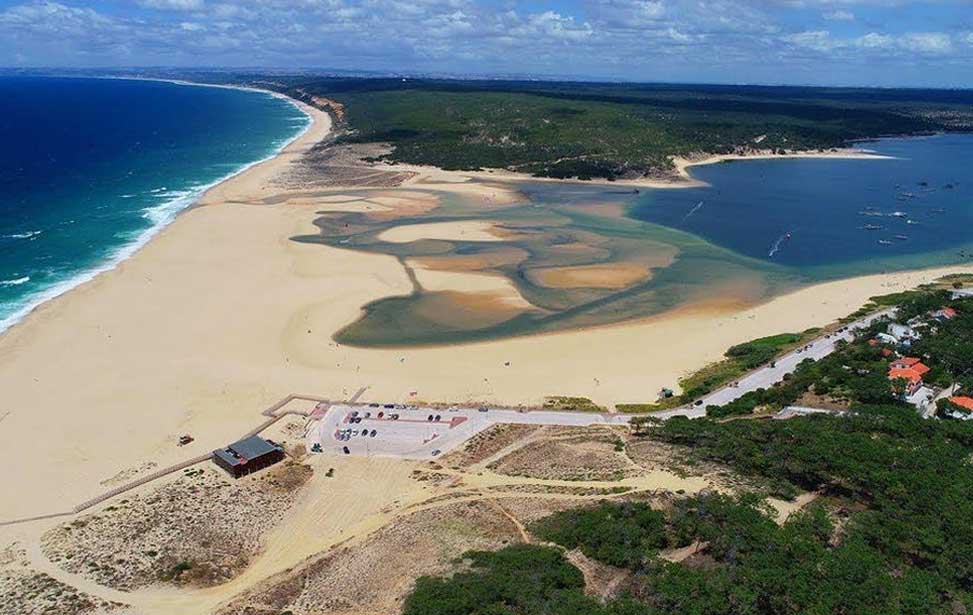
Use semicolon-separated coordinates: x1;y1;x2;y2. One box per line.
0;276;30;287
3;230;42;240
0;83;312;335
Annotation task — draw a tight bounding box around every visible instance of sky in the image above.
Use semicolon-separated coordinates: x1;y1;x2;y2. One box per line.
1;0;972;87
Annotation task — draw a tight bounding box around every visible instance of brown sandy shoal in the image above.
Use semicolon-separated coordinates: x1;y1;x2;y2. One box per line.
411;246;530;272
411;291;532;329
378;220;505;243
528;262;652;289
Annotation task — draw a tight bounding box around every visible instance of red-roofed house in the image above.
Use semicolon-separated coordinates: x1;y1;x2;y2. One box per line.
890;357;930;376
888;360;929;395
949;396;973;412
932;307;958;321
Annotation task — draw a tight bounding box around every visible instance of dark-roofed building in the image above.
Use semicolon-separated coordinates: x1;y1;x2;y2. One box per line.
213;435;285;478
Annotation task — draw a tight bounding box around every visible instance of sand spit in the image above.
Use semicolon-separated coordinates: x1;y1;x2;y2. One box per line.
671;148;895;183
376;146;892;190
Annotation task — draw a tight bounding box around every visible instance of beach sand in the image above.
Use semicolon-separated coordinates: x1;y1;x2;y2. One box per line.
0;99;969;528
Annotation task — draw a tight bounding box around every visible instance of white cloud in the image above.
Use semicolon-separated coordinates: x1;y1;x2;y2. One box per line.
786;28;956;57
823;9;854;21
0;0;971;84
785;29;834;51
902;32;951;54
138;0;203;10
0;1;117;35
856;32;892;48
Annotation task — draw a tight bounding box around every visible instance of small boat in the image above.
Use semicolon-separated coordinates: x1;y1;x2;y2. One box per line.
891;211;907;218
932;208;946;214
895;235;908;241
878;240;893;245
907;219;920;225
861;224;883;231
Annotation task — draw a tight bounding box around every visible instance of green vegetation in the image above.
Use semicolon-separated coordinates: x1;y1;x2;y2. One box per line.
531;502;668;568
617;331;810;413
401;544;590;615
403;291;973;615
273;78;973;181
405;402;973;614
543;396;606;412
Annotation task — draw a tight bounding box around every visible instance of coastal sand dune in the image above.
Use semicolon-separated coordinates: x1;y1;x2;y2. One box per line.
0;100;970;530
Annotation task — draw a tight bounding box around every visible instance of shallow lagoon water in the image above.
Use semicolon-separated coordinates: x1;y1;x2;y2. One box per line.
321;135;973;347
630;134;973;277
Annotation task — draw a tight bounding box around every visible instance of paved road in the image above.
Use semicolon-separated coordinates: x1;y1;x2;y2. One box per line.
651;308;895;420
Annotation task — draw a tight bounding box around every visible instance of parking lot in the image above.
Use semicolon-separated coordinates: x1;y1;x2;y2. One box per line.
306;402;629;459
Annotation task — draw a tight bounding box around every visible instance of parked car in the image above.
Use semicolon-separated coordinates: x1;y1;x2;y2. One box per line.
431;449;441;456
342;446;350;454
369;430;377;437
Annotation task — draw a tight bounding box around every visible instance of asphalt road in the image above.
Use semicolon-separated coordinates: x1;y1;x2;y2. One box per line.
650;308;894;419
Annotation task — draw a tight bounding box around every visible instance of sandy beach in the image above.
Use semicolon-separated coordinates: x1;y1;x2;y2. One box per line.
0;96;968;526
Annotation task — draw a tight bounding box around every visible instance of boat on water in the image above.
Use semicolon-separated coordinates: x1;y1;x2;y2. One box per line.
891;211;907;218
895;235;908;241
907;219;920;225
932;208;946;214
861;224;883;231
878;240;893;245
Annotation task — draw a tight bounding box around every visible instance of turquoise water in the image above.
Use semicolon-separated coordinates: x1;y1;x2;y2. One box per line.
0;77;308;331
630;134;973;279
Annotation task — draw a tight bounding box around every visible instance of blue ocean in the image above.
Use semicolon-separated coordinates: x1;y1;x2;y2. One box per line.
0;76;308;331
